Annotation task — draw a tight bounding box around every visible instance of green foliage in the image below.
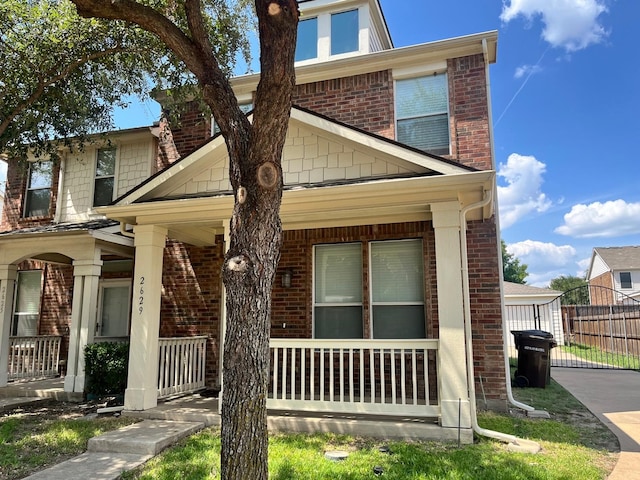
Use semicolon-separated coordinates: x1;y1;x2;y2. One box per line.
0;0;253;161
84;341;130;395
502;240;528;284
549;275;589;305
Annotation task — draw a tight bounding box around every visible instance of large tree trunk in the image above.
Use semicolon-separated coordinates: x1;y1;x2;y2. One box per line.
219;2;298;479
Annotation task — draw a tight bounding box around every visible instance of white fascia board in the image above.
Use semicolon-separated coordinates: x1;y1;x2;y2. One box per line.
290;108;469;175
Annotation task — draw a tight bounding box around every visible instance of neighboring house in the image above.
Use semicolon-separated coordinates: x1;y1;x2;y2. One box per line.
587;246;640;304
503;282;564;350
0;0;505;441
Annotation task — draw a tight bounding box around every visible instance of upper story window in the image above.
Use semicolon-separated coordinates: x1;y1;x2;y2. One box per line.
295;8;360;63
296;17;318;62
395;73;450;156
331;10;359;55
94;147;116;207
620;272;632;289
212;102;253;136
24;161;52;217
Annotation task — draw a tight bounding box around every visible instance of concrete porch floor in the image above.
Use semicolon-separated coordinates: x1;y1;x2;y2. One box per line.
0;379;469;443
126;393;470;443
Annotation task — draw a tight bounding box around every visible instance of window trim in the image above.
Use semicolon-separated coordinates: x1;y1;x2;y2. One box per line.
620;271;632;289
393;67;451;155
92;146;118;207
23;161;53;218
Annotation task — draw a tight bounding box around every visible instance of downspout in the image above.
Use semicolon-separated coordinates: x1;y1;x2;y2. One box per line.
120;222;135;238
460;190;539;452
482;38;535;413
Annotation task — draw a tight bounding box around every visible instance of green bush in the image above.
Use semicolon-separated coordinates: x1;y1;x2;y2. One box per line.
84;342;130;396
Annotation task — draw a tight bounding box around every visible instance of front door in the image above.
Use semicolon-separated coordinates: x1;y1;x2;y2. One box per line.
97;280;131;337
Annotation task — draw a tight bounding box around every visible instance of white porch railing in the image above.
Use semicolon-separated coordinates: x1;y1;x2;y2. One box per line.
157;336;207;398
8;336;61;381
268;339;440;417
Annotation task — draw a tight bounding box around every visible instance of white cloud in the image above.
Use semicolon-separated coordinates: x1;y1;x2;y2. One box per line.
497;153;551;229
514;64;542;79
500;0;609;52
555;200;640;238
506;240;578;287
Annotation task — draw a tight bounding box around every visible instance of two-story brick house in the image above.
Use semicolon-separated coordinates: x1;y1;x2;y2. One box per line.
0;0;505;442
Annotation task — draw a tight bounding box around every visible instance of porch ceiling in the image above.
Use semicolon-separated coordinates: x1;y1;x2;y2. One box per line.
99;171;495;247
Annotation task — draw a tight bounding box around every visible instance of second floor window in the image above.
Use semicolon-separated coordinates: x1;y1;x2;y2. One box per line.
24;161;52;217
396;74;450;155
295;17;318;62
331;10;359;55
94;147;116;207
620;272;632;289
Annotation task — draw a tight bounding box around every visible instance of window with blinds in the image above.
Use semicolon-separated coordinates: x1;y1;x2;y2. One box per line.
12;270;42;336
396;74;450;155
313;243;363;338
370;239;425;338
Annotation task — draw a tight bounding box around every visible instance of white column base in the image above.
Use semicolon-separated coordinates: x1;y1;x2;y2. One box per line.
440;399;471;429
125;387;159;411
64;374;85;393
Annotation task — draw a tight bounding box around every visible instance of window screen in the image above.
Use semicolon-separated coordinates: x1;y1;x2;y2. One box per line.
620;272;632;289
296;17;318;61
94;148;116;206
331;10;359;55
370;240;425;338
396;74;450;155
24;161;52;217
314;243;363;338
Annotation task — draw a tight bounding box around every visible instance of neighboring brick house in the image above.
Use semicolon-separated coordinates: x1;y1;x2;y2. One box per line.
0;0;505;442
587;246;640;304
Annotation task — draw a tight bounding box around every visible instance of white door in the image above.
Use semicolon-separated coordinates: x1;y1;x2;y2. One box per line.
97;280;131;337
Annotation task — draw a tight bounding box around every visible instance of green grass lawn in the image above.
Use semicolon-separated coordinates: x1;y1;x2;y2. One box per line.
0;402;138;480
122;377;619;480
561;343;640;370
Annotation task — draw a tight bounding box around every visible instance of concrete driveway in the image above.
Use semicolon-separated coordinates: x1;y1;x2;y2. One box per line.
551;367;640;479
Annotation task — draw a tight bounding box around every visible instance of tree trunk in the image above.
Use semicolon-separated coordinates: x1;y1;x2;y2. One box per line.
219;2;298;479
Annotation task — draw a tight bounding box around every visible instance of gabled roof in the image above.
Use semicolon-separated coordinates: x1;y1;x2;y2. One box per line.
593;246;640;270
114;105;476;207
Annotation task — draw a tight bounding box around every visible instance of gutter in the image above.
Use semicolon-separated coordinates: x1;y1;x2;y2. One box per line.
460;189;540;453
482;38;536;415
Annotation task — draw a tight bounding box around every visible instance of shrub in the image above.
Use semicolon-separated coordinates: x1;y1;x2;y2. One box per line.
84;342;130;396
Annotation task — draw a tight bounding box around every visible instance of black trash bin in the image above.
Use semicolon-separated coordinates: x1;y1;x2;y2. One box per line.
511;330;557;388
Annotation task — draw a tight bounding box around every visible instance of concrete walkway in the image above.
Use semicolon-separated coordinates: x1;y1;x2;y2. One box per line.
552;367;640;480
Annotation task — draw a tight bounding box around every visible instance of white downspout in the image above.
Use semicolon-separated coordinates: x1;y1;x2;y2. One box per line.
460;190;540;452
482;38;534;413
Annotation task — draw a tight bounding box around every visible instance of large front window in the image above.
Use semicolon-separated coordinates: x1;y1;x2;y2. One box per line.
314;243;363;339
396;74;450;155
24;161;52;217
94;147;116;206
313;240;426;339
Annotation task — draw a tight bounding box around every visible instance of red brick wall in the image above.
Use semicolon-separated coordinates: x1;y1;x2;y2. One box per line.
167;102;212;159
293;71;395;139
159;240;225;386
465;218;506;408
1;160;60;231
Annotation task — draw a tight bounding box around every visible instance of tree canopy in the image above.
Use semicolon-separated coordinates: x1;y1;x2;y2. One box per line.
0;0;251;161
549;275;589;305
501;240;528;284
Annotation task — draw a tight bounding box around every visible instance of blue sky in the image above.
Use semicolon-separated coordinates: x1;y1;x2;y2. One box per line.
4;0;635;287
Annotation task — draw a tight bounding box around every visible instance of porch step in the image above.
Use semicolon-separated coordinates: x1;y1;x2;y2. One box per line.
0;377;82;402
87;419;205;455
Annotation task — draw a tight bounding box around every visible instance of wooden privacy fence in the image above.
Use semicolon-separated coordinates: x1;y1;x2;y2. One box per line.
157;336;207;398
268;339;440;417
8;336;61;381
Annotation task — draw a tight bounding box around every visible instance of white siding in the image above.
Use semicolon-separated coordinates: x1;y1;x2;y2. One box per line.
589;253;610;280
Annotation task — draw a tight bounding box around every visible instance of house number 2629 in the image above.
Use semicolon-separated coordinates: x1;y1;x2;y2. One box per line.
138;276;145;314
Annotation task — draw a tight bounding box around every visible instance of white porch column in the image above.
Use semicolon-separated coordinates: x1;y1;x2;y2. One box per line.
124;224;167;411
65;256;103;393
431;201;471;429
0;265;18;386
218;219;230;414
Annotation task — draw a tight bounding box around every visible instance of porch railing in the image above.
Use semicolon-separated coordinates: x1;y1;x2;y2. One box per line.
268;339;440;417
157;336;207;398
8;336;61;381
